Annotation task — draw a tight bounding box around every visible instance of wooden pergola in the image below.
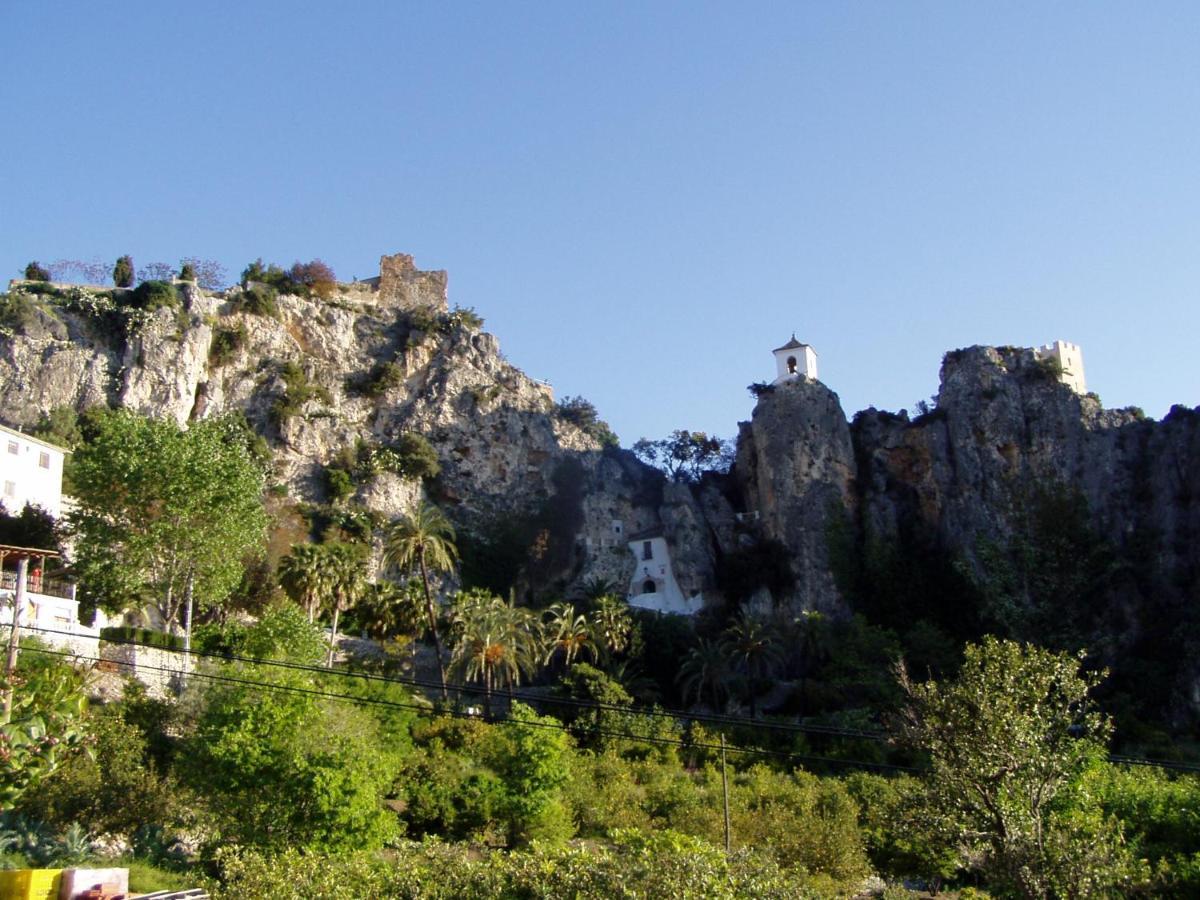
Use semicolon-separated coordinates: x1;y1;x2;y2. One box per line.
1;543;62;723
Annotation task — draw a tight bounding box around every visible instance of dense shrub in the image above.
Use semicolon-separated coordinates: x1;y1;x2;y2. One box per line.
325;465;355;504
0;290;38;333
270;361;330;427
239;257;336;299
127;280;180;312
16;706;179;838
553;395;619;447
210;830;824;899
178;261;196;281
289;259;337;298
24;261;50;281
208;323;247;367
99;625;185;652
235;284;279;318
113;255;135;288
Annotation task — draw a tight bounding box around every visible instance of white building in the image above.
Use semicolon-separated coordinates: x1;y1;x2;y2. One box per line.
0;424;69;518
1033;340;1086;394
0;546;106;658
625;528;704;616
772;335;818;384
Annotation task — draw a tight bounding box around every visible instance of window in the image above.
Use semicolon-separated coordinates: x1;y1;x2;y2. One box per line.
38;451;50;469
642;541;653;561
6;440;17;455
3;481;14;498
642;579;657;594
787;355;797;374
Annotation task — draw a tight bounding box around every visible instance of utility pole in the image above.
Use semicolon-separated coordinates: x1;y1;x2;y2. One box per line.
720;731;731;854
2;556;30;724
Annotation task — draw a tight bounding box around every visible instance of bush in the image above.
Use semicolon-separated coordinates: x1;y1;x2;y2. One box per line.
289;259;337;299
0;291;37;334
15;706;178;839
325;465;355;504
208;323;247;367
23;261;50;281
235;284;279;318
99;625;184;652
178;261;197;281
127;280;180;312
113;255;134;288
270;361;329;428
554;396;619;447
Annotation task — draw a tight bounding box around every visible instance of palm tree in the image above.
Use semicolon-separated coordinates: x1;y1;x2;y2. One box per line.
449;590;540;716
677;638;731;712
358;579;425;640
720;610;782;717
383;501;459;697
323;542;367;668
794;609;829;715
278;543;332;623
591;594;633;663
543;601;595;670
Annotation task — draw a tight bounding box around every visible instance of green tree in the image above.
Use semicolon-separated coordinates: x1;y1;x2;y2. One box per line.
720;611;782;718
113;254;134;287
278;543;333;623
23;261;50;282
68;411;268;647
182;664;398;852
322;542;367;667
590;594;633;662
0;640;90;813
383;501;459;697
543;602;595;670
449;589;540;715
356;579;425;640
895;636;1136;897
495;702;575;846
632;430;732;482
677;638;732;712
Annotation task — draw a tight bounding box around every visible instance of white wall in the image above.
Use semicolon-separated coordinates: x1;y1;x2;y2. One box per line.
1035;340;1087;394
0;425;67;519
626;535;704;615
772;345;818;384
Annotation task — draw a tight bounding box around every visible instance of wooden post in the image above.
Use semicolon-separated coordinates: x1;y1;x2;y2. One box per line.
2;557;30;724
720;731;731;854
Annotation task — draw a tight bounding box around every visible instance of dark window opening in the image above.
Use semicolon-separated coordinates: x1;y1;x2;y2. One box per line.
642;541;653;561
642;579;657;594
787;355;797;374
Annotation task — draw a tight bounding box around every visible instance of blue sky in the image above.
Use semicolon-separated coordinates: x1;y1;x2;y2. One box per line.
2;3;1197;444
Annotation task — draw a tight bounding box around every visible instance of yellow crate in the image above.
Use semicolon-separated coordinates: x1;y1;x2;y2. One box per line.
0;869;63;900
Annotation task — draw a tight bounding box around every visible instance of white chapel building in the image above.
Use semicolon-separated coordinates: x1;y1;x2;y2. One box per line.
772;335;818;384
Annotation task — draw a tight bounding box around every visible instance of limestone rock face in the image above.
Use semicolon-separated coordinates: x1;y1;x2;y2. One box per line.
732;377;856;613
0;264;706;607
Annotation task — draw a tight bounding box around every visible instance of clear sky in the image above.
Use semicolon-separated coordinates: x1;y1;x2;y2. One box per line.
3;3;1197;444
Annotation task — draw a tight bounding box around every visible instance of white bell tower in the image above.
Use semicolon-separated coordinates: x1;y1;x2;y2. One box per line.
772;335;818;384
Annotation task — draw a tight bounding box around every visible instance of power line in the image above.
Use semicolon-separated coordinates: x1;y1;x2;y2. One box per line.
17;642;917;774
17;625;1200;775
18;623;887;742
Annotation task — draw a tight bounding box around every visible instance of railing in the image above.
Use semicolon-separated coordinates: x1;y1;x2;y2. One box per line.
0;570;75;599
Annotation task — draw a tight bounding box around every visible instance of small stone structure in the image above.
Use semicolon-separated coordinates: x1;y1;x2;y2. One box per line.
772;335;819;384
625;528;704;615
1033;340;1086;394
362;252;449;313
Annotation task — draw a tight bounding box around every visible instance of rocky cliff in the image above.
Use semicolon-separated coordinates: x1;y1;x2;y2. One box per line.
3;258;1197;719
728;347;1199;724
0;256;718;603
